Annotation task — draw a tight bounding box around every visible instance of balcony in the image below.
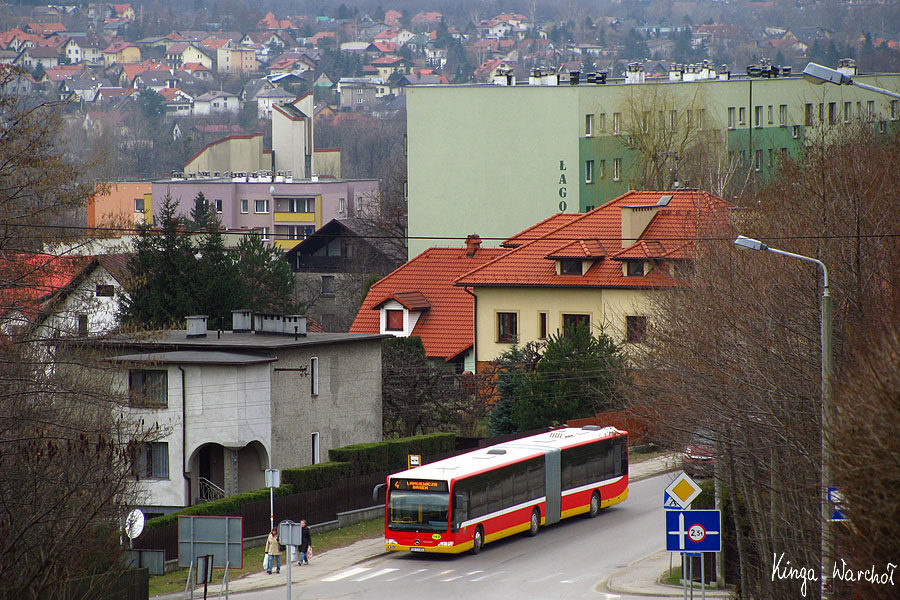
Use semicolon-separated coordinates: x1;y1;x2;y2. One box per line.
274;211;316;223
293;256;357;273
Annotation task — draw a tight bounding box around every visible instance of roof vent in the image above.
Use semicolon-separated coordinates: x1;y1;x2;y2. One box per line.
487;448;507;455
186;315;208;338
232;309;252;332
656;194;673;206
581;425;601;430
465;234;482;257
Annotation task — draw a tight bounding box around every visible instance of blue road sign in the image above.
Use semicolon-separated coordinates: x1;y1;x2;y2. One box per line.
664;491;681;510
666;509;721;552
828;487;848;522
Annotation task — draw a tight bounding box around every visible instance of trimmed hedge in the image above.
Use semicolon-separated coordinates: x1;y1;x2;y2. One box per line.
327;433;456;475
145;484;294;530
280;460;354;492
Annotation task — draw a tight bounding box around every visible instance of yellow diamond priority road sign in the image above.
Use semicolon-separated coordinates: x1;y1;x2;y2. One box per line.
665;472;703;509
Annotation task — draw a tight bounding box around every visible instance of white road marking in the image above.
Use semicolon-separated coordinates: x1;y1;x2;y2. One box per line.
385;568;427;581
530;572;564;582
354;568;398;581
417;569;454;581
471;570;504;582
321;566;370;581
560;573;596;584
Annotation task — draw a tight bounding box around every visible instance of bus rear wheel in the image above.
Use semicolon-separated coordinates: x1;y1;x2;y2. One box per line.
471;526;484;554
588;490;602;518
528;508;540;536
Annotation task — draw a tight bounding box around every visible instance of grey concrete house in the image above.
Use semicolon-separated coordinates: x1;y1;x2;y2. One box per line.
91;312;385;517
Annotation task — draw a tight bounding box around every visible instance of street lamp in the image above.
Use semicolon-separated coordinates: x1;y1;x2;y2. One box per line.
733;235;834;598
802;61;900;100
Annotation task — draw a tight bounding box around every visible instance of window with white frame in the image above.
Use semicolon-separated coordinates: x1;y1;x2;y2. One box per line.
215;199;223;213
255;199;269;213
259;227;270;241
612;112;620;134
129;370;168;407
310;357;319;396
613;158;621;181
585;160;594;184
585;113;593;136
779;104;788;126
241;199;248;213
134;442;169;479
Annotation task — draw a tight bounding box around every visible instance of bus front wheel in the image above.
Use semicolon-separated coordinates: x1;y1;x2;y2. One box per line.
528;508;540;536
472;526;484;554
588;491;602;518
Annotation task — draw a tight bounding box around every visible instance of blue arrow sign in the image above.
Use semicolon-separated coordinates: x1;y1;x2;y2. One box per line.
666;509;721;552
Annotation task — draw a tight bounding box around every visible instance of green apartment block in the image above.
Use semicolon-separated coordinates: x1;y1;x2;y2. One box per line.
406;64;900;257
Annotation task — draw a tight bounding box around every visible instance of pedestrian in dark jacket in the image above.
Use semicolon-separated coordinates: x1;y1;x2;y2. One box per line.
298;519;312;565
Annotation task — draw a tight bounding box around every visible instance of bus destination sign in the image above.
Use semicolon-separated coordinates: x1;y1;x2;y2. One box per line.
392;478;448;492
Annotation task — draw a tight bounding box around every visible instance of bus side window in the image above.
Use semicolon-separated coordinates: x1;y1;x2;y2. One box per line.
451;491;468;531
613;441;624;477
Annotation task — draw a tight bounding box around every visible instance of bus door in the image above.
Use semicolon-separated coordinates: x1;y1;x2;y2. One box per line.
543;447;561;525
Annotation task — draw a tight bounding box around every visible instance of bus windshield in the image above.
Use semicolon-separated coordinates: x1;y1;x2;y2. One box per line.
387;491;449;532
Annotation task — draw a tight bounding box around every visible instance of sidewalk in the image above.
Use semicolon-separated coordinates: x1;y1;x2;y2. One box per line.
156;452;694;599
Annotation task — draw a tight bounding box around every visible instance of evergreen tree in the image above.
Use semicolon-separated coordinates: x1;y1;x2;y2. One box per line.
512;324;626;430
233;233;299;313
120;191;199;328
190;191;210;230
195;218;242;330
487;343;541;435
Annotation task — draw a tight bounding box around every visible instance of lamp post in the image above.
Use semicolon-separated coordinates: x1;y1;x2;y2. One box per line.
802;62;900;100
734;235;834;599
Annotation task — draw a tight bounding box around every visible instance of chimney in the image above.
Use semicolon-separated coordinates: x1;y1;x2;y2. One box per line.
465;234;482;257
620;205;659;248
186;315;208;338
232;309;252;332
837;58;856;77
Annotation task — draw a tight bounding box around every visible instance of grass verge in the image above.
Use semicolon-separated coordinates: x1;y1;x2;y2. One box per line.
149;518;384;598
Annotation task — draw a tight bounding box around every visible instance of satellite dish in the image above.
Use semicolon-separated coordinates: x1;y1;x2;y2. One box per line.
125;508;145;540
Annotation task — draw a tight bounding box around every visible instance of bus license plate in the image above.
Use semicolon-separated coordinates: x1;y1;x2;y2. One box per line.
410;547;425;553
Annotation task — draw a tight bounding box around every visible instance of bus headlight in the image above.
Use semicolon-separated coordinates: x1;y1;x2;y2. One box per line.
385;539;397;545
437;541;454;546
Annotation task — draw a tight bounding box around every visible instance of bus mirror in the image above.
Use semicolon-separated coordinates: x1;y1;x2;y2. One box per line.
373;483;386;503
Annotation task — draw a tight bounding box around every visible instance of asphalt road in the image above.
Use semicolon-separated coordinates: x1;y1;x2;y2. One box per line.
234;473;672;600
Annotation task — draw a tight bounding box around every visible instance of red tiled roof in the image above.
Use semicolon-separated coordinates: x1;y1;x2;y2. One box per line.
502;213;581;247
374;291;431;311
350;246;508;361
371;41;396;53
545;239;608;260
0;254;95;322
455;190;732;289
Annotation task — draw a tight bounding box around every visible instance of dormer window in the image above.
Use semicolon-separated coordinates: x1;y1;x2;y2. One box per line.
560;259;582;275
626;261;644;276
385;309;404;331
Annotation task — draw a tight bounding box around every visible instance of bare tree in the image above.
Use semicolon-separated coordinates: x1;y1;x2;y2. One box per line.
629;123;900;599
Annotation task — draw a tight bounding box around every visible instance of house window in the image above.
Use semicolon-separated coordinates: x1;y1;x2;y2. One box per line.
612;112;620;134
792;125;801;139
134;198;145;213
585;160;594;184
626;261;644;276
241;199;248;213
738;107;746;125
867;100;875;121
844;101;852;123
560;259;582;275
77;314;88;335
727;107;735;129
598;113;606;131
599;160;605;179
96;284;115;297
311;432;320;464
321;275;335;296
805;103;814;126
779;104;788;126
562;313;589;335
818;103;824;123
626;315;647;343
310;357;319;396
767;105;773;124
338;198;345;213
754;105;762;128
355;197;362;212
755;149;763;172
891;100;898;120
288;197;314;212
129;369;168;407
585;113;593;136
255;199;269;213
259;227;270;241
538;312;548;340
613;158;621;181
215;199;223;213
386;309;404;331
828;102;837;125
497;312;518;343
134;442;169;479
668;110;677;130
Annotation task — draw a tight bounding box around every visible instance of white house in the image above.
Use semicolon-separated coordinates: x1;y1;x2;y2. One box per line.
193;90;240;115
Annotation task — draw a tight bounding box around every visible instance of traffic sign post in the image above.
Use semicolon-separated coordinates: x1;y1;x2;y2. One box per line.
666;510;720;600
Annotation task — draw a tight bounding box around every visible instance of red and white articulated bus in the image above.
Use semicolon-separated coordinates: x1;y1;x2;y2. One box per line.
374;426;628;554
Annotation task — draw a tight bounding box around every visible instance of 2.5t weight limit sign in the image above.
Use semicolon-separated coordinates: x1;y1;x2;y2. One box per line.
665;509;721;552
